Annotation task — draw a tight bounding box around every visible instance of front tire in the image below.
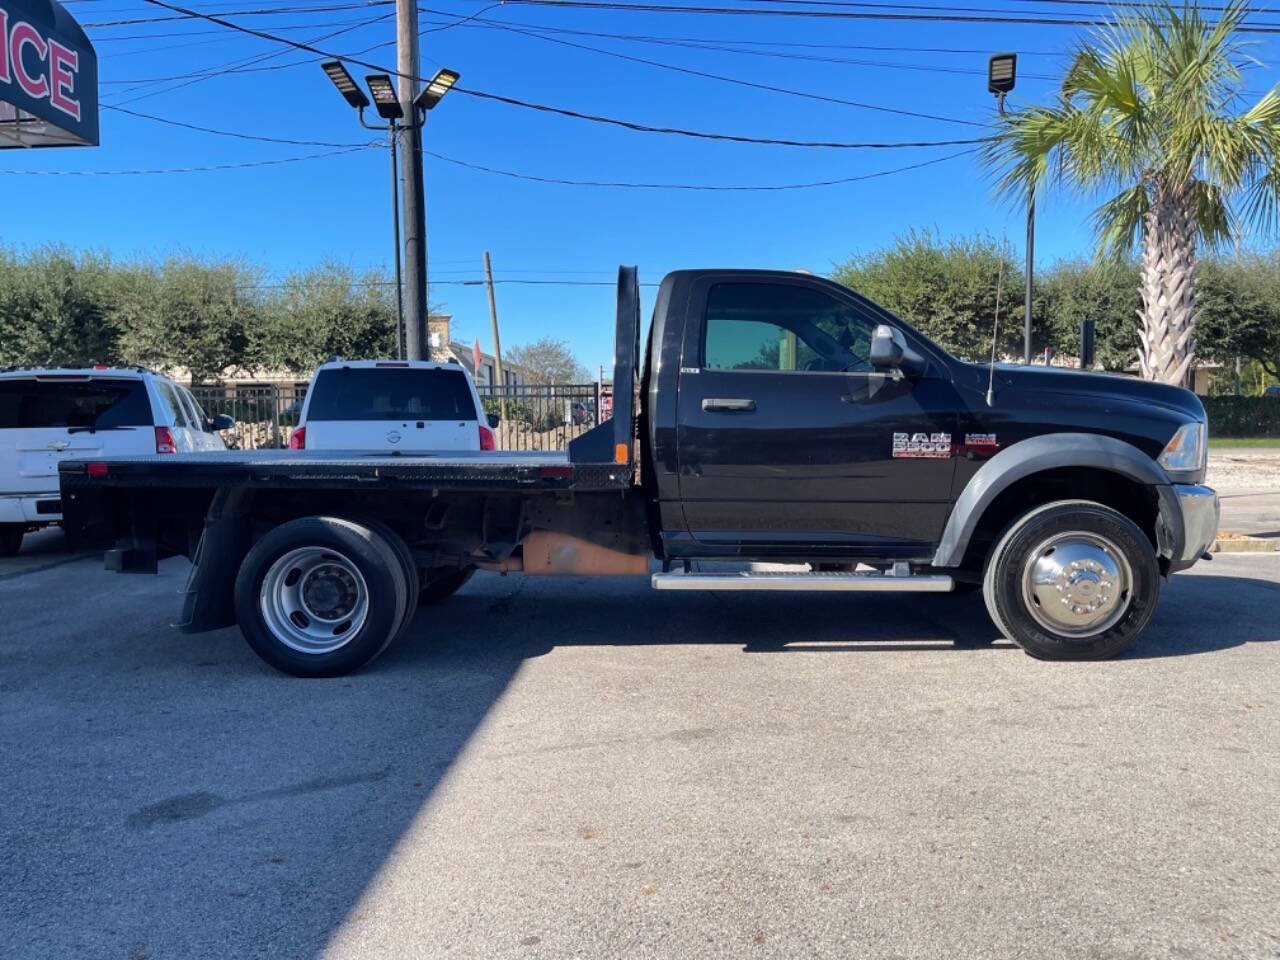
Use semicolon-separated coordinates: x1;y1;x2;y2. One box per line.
0;524;24;557
234;517;408;677
983;500;1159;661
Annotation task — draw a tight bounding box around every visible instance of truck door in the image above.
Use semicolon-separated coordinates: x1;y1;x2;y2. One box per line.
674;276;959;556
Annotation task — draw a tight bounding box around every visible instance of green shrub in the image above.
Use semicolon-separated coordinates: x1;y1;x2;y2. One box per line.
1202;396;1280;436
481;395;533;425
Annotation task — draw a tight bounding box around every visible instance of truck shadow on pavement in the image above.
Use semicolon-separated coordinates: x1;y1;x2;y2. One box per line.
2;561;1276;959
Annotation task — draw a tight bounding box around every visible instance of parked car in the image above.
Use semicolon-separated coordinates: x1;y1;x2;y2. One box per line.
288;359;496;453
570;399;595;427
0;367;232;555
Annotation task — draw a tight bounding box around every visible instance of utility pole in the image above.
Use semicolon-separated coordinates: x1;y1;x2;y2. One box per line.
397;0;428;360
1025;187;1034;364
483;250;507;418
987;53;1033;364
388;119;404;360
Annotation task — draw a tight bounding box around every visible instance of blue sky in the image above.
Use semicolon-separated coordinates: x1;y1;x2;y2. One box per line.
6;0;1280;370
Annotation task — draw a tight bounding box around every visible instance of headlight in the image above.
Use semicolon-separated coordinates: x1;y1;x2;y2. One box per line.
1158;421;1206;474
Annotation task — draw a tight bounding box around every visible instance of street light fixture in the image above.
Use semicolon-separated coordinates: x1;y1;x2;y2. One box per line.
988;53;1016;108
322;60;370;110
415;68;459;114
987;51;1033;365
320;61;407;357
365;74;404;121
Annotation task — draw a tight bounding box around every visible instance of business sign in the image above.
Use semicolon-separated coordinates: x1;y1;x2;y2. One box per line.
1;0;97;148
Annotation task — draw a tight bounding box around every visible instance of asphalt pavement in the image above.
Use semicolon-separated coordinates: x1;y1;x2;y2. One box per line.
2;510;1279;960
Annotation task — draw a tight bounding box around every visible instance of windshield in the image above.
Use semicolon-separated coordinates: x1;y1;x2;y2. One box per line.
0;378;153;430
306;368;479;422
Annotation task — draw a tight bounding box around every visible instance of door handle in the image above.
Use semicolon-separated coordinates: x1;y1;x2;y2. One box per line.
702;398;756;413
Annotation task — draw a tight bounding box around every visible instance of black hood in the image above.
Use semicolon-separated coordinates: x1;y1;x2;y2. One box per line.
980;364;1206;421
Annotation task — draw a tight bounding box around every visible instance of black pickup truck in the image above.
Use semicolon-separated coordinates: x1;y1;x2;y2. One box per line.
61;267;1220;676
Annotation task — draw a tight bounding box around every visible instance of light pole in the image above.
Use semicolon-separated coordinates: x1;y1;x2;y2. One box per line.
988;52;1034;365
321;61;406;358
410;68;460;360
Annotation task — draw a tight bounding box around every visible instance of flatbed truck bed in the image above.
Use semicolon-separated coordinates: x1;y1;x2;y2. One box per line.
60;449;632;494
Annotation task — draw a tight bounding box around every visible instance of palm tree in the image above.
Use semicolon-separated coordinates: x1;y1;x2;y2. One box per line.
982;1;1280;386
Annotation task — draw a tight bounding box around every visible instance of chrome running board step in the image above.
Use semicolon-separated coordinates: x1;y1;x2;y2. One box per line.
651;570;954;592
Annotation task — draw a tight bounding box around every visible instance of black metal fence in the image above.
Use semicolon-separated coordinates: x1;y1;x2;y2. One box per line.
477;383;603;451
189;381;605;452
191;384;306;450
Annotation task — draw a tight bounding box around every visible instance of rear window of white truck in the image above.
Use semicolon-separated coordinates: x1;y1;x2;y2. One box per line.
307;368;478;422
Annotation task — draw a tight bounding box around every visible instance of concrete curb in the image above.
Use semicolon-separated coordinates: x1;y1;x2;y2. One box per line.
1210;535;1277;553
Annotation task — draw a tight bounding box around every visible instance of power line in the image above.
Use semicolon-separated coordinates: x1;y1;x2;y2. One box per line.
449;23;1064;55
0;146;376;175
102;104;378;146
424;145;977;189
83;2;381;27
454;88;989;146
464;17;986;123
492;0;1280;33
104;12;391;94
103;81;987;149
107;9;392;105
94;12;395;53
135;0;991;128
1003;0;1280;10
419;12;1061;75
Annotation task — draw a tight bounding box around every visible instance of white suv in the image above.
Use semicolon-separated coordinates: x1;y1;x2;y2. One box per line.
290;359;495;453
0;367;232;555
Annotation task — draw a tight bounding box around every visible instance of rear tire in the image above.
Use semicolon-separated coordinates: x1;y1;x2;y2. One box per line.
418;566;476;605
0;524;24;557
356;518;420;639
234;516;407;677
983;500;1159;661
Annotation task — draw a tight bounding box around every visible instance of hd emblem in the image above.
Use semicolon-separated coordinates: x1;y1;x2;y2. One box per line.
892;432;951;459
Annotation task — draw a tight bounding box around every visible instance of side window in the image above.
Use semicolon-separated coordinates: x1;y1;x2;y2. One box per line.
703;282;877;374
153;379;191;428
179;386;208;429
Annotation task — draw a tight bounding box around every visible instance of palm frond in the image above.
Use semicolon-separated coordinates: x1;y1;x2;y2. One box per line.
1093;184;1152;258
1188;179;1235;250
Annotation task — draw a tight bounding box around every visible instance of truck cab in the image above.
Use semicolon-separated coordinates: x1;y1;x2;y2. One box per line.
639;269;1212;573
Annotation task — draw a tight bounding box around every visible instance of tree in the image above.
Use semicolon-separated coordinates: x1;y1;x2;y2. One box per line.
250;263;396;374
981;1;1280;386
832;230;1030;361
1194;252;1280;380
0;246;117;368
115;256;256;383
505;337;590;383
1040;259;1141;369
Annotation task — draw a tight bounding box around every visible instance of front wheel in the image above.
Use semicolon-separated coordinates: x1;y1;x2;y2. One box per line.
983;500;1160;661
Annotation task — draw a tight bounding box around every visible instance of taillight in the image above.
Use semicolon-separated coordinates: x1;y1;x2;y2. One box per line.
289;426;306;450
155;426;177;454
479;425;495;451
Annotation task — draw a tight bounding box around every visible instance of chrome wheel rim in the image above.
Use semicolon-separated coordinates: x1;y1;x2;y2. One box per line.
259;547;369;654
1021;532;1132;638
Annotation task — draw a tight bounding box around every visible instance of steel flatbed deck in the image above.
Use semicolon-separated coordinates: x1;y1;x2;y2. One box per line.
59;449;633;494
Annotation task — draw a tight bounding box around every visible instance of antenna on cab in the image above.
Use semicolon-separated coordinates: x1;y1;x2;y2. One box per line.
986;260;1005;407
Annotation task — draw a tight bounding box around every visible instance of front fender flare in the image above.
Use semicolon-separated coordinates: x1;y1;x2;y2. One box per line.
932;433;1170;568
